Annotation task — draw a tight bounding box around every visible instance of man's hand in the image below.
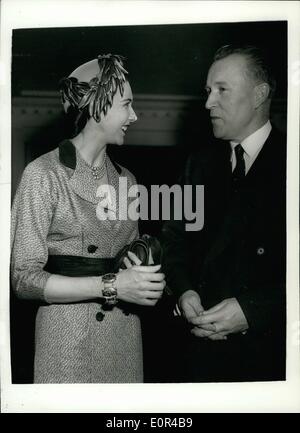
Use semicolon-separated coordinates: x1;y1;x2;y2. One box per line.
189;297;249;340
178;290;204;323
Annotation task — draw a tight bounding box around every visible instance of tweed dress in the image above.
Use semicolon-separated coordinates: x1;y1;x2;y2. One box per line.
11;140;143;383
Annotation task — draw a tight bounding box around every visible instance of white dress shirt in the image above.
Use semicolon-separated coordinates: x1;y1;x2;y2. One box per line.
230;120;272;174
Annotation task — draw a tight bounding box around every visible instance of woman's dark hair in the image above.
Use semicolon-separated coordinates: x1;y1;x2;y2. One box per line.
64;105;90;138
213;44;276;98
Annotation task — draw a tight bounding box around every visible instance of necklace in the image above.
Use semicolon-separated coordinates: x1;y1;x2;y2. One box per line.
90;153;107;180
73;134;107;180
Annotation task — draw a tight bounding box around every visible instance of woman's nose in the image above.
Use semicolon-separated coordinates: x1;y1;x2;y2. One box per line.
129;106;138;123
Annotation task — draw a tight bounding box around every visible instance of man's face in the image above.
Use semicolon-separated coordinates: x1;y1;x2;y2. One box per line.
205;54;257;142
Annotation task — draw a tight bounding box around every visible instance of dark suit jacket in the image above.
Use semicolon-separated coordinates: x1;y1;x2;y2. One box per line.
162;127;286;382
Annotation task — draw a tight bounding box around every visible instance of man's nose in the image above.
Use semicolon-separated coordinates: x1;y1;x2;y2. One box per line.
129;106;138;123
205;91;217;110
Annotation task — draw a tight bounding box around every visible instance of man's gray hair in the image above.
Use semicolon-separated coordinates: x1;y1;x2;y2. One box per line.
214;44;276;99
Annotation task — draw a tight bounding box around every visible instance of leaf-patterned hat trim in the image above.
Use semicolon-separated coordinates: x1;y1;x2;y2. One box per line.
59;54;128;122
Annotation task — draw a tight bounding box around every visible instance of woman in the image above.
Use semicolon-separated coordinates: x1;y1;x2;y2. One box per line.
11;54;165;383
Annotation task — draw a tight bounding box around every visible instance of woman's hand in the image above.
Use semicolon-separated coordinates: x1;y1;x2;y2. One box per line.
122;250;143;268
115;263;165;306
122;250;154;268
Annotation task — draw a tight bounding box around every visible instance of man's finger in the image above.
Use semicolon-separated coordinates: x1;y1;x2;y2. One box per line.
191;327;215;338
182;303;202;322
194;303;205;316
189;316;210;326
202;321;226;333
183;304;199;321
194;322;216;331
202;302;225;315
208;332;228;341
191;327;228;339
195;311;223;325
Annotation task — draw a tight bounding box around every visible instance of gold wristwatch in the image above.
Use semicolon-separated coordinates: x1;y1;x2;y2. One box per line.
102;273;118;306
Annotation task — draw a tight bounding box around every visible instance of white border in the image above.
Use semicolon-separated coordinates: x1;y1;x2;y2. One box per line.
1;0;300;413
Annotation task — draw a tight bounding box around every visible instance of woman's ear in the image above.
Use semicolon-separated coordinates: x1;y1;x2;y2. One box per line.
254;83;270;108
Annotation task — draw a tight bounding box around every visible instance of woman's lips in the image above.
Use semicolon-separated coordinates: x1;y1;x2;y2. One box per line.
121;125;129;134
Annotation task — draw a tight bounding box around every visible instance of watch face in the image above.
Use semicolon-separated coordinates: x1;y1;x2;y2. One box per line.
102;287;117;297
102;273;117;305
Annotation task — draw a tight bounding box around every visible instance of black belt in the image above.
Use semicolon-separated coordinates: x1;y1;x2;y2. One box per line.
44;249;172;321
45;235;162;277
44;255;115;277
44;255;120;321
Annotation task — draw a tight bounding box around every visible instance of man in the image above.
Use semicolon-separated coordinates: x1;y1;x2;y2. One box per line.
162;45;286;382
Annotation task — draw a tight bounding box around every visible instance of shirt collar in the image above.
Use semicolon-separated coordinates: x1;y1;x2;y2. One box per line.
230;120;272;157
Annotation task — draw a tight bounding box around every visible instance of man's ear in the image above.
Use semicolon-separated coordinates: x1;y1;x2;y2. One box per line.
254;83;270;108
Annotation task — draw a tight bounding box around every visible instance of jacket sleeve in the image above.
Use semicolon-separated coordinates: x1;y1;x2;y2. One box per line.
161;156;196;298
236;225;286;336
236;284;286;336
11;161;57;301
236;177;286;336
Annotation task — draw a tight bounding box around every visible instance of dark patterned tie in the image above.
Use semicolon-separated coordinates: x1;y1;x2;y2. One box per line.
232;144;245;184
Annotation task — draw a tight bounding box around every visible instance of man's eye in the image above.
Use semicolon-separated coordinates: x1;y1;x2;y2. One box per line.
219;87;227;93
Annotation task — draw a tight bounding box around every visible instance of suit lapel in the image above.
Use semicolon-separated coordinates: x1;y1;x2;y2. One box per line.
243;128;276;187
201;142;233;265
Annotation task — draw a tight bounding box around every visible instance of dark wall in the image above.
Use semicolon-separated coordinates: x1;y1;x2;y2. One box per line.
12;21;288;207
12;21;287;98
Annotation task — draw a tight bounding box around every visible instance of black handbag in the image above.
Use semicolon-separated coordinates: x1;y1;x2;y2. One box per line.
114;234;177;323
113;234;162;272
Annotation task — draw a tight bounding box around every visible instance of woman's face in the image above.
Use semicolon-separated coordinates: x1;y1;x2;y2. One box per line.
91;81;137;145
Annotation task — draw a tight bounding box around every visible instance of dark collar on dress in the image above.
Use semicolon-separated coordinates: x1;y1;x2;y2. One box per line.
58;139;122;174
59;139;77;169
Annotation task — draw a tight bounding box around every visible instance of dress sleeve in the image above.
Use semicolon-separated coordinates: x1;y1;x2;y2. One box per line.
11;160;57;301
122;167;140;240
